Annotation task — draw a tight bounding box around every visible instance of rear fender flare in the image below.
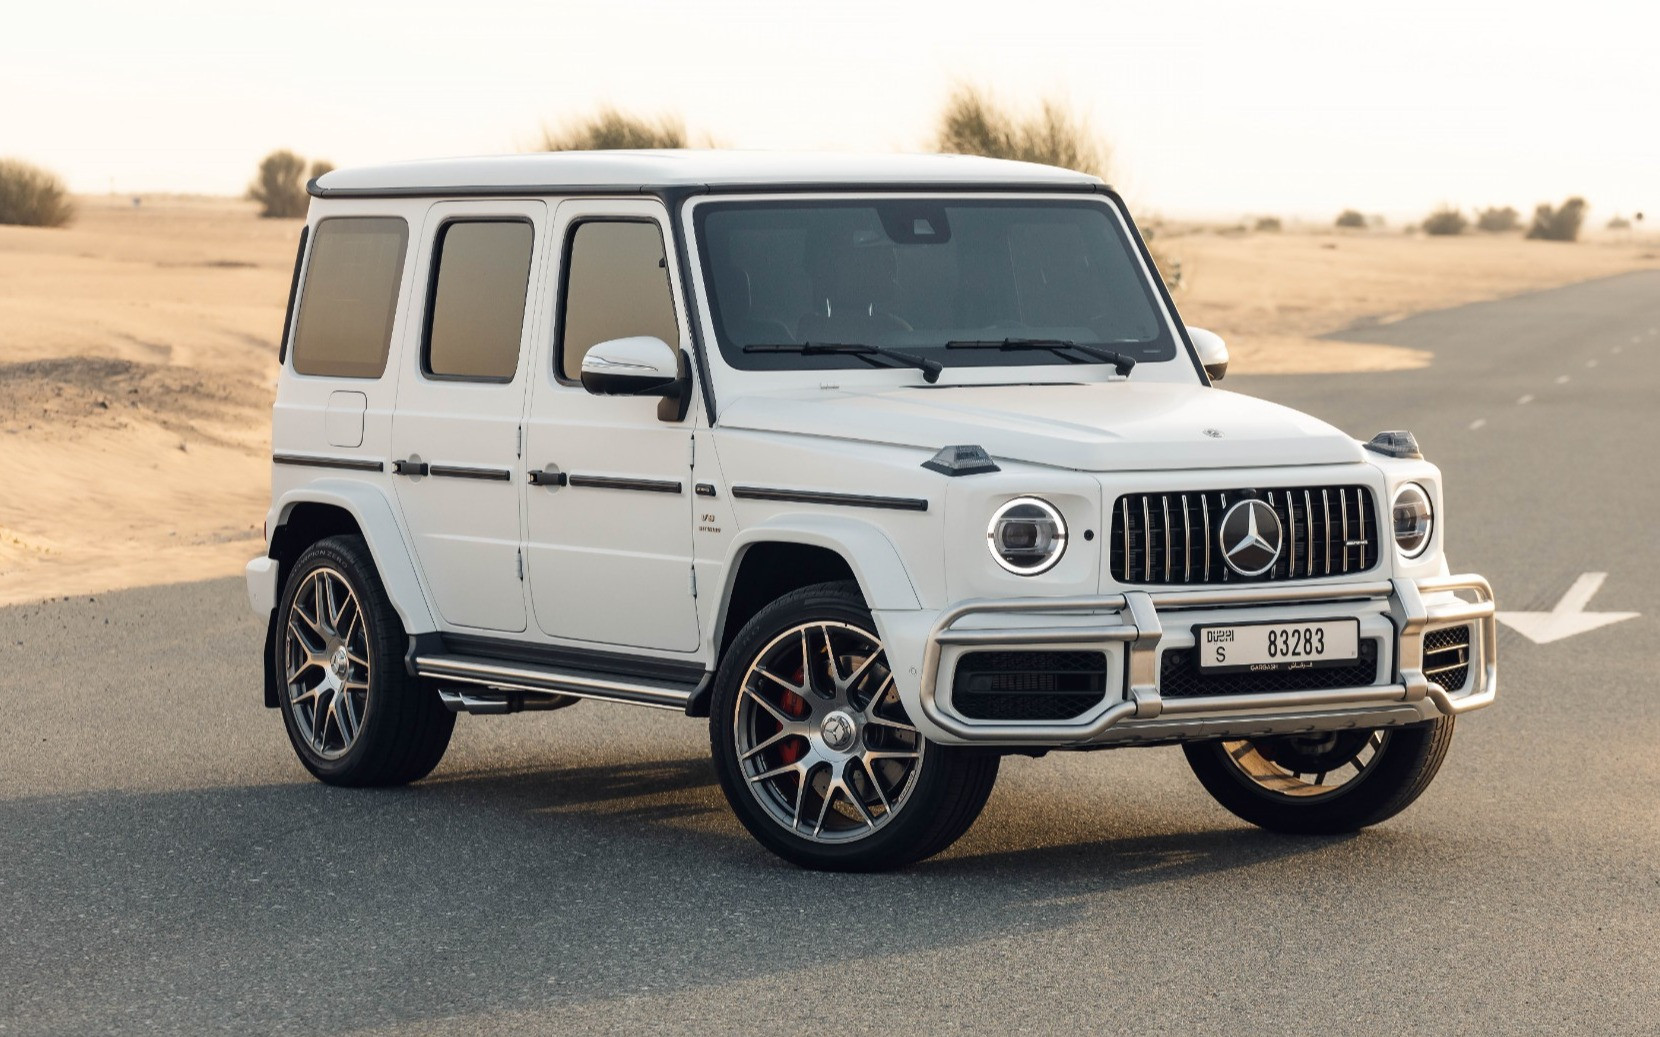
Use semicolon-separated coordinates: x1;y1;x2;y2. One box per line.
270;479;437;634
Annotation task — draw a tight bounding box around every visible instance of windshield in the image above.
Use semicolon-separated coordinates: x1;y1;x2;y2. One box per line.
694;198;1177;373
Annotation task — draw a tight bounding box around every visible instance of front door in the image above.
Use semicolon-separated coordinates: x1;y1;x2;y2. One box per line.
390;199;546;632
523;200;700;652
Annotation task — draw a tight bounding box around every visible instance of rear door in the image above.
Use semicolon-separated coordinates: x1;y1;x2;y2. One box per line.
522;200;700;651
389;200;546;632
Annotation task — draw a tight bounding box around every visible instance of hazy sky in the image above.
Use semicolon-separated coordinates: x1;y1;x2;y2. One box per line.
4;0;1656;221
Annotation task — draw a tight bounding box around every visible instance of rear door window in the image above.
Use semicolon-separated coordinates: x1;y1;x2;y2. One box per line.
291;217;409;378
423;220;535;381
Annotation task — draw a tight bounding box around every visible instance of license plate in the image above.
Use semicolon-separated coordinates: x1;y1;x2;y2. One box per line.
1195;619;1360;673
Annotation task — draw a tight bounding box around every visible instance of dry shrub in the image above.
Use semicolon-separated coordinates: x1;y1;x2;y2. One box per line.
1527;197;1587;242
540;108;687;151
1254;216;1282;232
933;86;1109;178
1476;206;1519;232
0;158;74;227
1607;215;1631;230
1334;209;1367;229
247;150;325;218
1422;207;1468;236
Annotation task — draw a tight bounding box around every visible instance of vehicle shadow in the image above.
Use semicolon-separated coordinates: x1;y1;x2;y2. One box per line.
2;755;1338;1035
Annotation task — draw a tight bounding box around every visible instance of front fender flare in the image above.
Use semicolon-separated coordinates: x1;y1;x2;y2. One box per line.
717;512;922;619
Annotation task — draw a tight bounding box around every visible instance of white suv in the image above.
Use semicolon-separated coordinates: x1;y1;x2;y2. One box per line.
246;152;1497;871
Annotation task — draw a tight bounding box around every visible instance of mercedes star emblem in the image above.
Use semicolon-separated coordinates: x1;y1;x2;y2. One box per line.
1218;498;1284;576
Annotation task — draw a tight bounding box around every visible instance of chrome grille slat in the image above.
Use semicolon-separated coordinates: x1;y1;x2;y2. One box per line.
1304;489;1314;575
1161;495;1172;582
1266;491;1278;580
1357;488;1367;570
1201;496;1212;581
1340;489;1350;574
1110;484;1378;585
1120;498;1131;582
1287;491;1299;579
1141;497;1152;583
1182;494;1192;582
1322;489;1332;574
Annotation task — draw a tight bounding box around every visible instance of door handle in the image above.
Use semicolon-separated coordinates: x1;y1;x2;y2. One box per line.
528;469;568;487
392;459;429;477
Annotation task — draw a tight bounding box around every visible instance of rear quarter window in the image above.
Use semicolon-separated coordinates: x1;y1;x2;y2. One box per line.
291;217;410;378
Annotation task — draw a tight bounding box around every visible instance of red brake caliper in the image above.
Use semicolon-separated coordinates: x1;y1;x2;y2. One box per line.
774;665;808;765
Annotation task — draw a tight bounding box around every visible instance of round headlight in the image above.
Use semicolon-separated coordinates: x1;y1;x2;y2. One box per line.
1392;483;1434;558
987;497;1067;575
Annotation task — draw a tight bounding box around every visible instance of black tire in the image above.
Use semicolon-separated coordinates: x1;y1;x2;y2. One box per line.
710;581;999;872
275;534;454;787
1182;716;1455;835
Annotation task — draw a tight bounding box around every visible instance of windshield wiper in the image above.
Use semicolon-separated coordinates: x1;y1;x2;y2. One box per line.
744;342;943;384
945;338;1135;377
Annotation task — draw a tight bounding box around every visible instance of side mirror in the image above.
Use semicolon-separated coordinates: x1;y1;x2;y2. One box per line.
1188;326;1229;382
580;336;683;397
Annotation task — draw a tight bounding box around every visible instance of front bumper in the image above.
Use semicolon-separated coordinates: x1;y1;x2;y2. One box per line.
901;574;1495;747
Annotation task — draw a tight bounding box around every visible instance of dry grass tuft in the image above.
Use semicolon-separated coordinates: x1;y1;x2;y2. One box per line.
247;150;318;219
1527;197;1588;242
539;108;688;151
933;86;1109;179
0;158;75;228
1422;207;1468;236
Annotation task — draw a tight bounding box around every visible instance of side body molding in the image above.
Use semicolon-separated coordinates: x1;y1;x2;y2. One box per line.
269;478;438;634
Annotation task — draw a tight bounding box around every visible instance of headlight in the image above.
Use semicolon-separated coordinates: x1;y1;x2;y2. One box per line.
1391;483;1434;557
987;497;1067;575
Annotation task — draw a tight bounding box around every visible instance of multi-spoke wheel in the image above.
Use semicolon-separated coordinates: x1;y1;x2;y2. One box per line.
1183;717;1456;834
711;582;998;871
284;567;371;759
275;535;454;786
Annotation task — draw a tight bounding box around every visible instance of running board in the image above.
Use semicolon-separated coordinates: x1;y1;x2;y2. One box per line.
415;653;703;712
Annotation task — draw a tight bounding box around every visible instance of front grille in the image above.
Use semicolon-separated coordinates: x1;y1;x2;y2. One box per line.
1110;485;1378;585
952;650;1107;721
1424;625;1472;692
1159;640;1381;698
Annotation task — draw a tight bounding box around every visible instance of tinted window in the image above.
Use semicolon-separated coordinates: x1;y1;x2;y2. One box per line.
291;217;409;378
695;200;1174;373
425;220;534;381
558;221;678;378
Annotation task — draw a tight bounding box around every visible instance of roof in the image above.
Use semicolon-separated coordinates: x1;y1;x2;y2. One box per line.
310;150;1105;198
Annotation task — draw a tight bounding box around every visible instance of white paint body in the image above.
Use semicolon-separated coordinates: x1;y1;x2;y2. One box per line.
251;152;1496;747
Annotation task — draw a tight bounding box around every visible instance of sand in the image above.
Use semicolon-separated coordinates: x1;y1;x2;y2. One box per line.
2;196;1656;607
1161;227;1660;373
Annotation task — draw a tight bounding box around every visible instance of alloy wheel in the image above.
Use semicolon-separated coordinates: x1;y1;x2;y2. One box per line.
733;621;925;842
283;566;372;760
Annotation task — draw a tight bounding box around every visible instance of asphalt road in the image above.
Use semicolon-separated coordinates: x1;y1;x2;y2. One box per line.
4;271;1658;1035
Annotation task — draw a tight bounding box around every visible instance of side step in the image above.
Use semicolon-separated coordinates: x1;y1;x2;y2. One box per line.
415;653;705;714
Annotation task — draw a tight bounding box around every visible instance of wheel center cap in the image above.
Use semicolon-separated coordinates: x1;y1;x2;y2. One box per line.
821;711;858;753
330;646;350;682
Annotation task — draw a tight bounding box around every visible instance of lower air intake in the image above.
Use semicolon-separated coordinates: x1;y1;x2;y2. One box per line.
951;650;1108;721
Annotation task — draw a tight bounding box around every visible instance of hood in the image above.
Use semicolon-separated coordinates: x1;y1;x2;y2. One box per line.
717;381;1364;472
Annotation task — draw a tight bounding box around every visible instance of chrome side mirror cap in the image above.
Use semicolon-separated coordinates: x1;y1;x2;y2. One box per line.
1188;326;1229;382
580;336;683;397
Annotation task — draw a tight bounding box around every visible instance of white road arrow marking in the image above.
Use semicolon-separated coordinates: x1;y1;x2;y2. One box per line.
1496;572;1640;645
